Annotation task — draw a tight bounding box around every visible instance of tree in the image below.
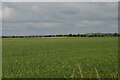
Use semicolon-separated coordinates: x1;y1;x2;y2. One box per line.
114;33;117;37
69;33;72;37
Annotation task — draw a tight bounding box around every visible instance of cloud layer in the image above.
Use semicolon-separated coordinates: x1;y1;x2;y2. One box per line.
2;2;118;36
2;0;120;2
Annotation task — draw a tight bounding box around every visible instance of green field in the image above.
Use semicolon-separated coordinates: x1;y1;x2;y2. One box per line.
2;37;118;78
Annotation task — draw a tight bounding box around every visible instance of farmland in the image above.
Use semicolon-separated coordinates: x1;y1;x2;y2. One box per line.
2;37;118;78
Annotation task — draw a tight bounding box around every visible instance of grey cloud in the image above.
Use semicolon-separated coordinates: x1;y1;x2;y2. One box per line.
2;2;118;35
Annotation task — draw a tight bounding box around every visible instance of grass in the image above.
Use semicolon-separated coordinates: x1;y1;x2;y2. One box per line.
2;37;118;78
0;38;2;79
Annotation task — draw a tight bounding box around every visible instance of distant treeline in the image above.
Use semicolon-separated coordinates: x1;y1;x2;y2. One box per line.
2;33;120;38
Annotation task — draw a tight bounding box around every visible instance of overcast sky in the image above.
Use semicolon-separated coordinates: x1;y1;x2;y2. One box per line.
1;0;120;2
2;2;118;36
